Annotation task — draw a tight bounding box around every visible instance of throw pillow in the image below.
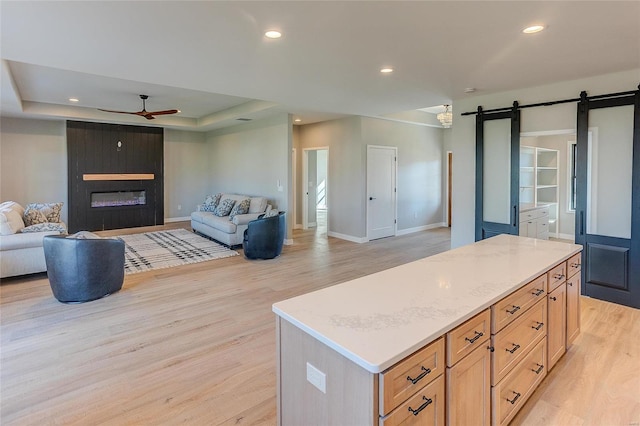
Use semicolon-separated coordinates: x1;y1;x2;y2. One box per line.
0;208;26;235
214;198;235;217
23;202;63;226
229;198;250;220
202;193;222;212
21;222;68;234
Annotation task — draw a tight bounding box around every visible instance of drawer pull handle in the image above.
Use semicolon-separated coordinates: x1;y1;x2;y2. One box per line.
550;296;557;301
506;305;521;315
487;345;495;352
408;396;433;416
532;363;544;374
465;331;484;344
532;288;545;296
554;273;565;280
570;262;580;268
507;391;521;405
506;343;521;354
406;366;431;385
532;321;544;331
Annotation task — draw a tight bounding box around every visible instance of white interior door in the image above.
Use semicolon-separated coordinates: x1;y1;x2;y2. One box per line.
367;145;396;240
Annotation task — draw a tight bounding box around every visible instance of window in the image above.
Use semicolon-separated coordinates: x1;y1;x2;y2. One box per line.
569;141;577;211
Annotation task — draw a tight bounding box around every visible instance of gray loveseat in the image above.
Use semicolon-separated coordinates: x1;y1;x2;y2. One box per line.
191;193;271;247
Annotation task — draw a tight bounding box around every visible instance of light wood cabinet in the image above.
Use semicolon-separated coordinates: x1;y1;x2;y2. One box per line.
491;338;547;426
446;342;491;426
379;337;445;416
547;283;567;370
491;299;546;385
566;252;582;348
381;374;445;426
275;242;582;426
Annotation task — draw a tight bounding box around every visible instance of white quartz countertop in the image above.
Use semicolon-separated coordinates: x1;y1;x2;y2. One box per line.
272;235;582;373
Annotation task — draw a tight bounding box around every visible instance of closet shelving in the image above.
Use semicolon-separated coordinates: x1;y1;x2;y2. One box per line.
519;146;559;237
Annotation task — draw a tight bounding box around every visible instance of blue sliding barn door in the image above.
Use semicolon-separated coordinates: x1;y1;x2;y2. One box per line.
575;88;640;308
475;104;521;240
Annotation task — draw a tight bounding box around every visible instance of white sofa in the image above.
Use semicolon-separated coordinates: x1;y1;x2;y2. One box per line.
0;201;67;279
190;193;271;247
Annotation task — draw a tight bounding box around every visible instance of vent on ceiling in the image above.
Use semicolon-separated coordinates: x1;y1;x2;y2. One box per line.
236;118;252;121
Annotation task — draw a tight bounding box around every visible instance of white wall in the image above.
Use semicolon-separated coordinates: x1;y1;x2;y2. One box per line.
205;113;292;237
0;117;68;222
298;115;445;240
164;129;209;219
298;116;364;238
451;69;640;248
360;117;445;232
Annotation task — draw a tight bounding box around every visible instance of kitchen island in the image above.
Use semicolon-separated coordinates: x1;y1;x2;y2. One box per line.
273;235;582;425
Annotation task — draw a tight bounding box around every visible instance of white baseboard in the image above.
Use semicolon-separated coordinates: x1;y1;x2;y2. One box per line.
396;222;447;236
556;233;575;241
284;238;293;245
165;216;191;223
308;222;317;227
327;231;368;244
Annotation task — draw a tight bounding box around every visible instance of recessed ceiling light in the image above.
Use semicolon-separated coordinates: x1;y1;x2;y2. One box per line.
69;98;79;102
522;25;545;34
294;118;302;123
265;30;282;39
380;67;394;74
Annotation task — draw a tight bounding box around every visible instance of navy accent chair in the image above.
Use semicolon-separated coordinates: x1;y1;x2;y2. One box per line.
243;211;285;260
43;234;125;303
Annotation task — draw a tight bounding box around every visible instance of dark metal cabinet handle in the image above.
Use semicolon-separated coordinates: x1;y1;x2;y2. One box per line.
532;321;544;331
532;363;544;374
408;396;433;416
506;343;521;354
406;366;431;385
487;346;495;352
506;305;520;315
507;391;521;405
369;197;376;200
465;331;484;344
568;281;574;287
570;262;581;268
554;273;565;280
532;288;545;296
550;296;557;301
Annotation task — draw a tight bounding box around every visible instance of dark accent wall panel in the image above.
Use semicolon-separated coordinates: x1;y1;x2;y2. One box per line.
67;121;164;233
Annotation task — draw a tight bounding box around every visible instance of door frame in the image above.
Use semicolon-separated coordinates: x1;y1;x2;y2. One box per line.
366;145;397;241
475;102;521;241
302;147;329;231
575;88;640;308
446;151;452;227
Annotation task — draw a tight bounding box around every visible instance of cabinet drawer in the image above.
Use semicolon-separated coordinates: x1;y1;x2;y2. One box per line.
567;252;582;279
380;374;445;426
492;274;547;333
492;338;547;426
547;262;567;292
491;299;546;385
379;337;445;416
447;309;490;367
521;207;548;221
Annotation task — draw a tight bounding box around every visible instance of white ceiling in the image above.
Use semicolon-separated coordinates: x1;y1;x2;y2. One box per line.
1;1;639;131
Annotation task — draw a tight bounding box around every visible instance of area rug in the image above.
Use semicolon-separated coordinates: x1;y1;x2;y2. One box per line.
118;229;238;274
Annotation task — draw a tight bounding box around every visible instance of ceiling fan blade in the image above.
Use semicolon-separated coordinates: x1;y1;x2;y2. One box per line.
98;108;141;115
147;109;179;116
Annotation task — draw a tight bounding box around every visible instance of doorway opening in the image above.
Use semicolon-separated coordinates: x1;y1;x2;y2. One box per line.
302;147;329;236
520;129;577;241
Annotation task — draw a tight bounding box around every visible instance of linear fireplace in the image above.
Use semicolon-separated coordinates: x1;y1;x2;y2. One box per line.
91;190;146;208
67;121;164;233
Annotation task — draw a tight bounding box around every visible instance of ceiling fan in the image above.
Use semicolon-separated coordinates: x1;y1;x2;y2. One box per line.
98;94;178;120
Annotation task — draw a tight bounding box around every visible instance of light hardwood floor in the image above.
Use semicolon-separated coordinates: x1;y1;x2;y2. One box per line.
1;224;638;425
